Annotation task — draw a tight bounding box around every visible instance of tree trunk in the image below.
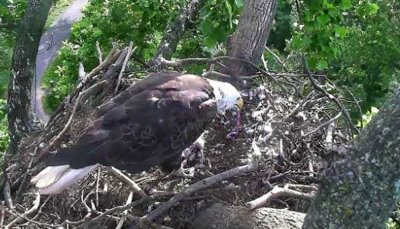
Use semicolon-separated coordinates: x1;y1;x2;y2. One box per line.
150;0;207;67
7;0;53;153
303;87;400;228
222;0;278;80
192;203;305;229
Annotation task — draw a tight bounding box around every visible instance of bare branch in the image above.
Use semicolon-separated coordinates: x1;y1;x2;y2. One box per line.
6;192;40;228
79;196;154;228
246;185;315;210
151;0;208;66
115;42;135;94
45;47;120;127
78;63;86;81
159;56;287;91
15;151;36;200
0;202;4;227
343;86;364;129
2;148;13;209
48;91;83;149
301;54;359;135
144;163;259;222
96;41;103;64
265;46;289;71
108;167;147;197
303;111;342;137
116;191;133;229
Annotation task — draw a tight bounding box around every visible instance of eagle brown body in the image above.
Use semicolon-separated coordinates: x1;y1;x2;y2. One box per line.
32;72;243;194
48;72;217;173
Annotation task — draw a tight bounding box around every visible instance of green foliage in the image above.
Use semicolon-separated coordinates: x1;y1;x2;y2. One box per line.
41;0;400;124
43;0;190;109
356;106;378;128
0;0;76;99
0;33;13;97
387;219;400;229
199;0;243;50
0;0;27;97
387;202;400;229
289;0;380;70
43;0;245;110
0;0;27;31
45;0;74;29
267;0;293;53
284;0;400;118
0;99;9;153
332;0;400;113
43;42;80;111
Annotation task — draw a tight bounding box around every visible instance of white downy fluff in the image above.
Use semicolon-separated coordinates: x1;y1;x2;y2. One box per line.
206;79;242;114
30;165;97;194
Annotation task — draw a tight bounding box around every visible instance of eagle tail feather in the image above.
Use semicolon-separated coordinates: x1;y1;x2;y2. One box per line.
31;164;97;194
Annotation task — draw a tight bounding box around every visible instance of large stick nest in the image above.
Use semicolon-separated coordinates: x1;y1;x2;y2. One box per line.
4;45;355;228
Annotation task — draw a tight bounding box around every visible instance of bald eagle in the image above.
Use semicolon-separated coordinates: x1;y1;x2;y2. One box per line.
31;72;243;194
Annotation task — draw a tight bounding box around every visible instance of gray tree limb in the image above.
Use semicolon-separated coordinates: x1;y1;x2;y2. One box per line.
7;0;53;154
223;0;278;79
303;87;400;228
192;203;305;229
150;0;207;67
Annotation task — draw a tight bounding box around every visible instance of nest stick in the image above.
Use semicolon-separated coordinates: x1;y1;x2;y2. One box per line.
144;163;259;222
5;192;40;228
115;42;135;94
79;196;154;228
116;191;133;229
301;54;359;135
48;92;83;149
303;111;342;137
96;41;103;64
0;201;4;227
246;185;315;210
109;167;147;197
265;46;289;71
15;155;35;200
95;167;101;207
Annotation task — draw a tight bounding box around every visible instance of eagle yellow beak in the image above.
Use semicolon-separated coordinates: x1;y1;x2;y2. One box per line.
236;98;244;110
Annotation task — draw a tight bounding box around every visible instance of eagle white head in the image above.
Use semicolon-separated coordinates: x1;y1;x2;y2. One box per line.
206;79;244;114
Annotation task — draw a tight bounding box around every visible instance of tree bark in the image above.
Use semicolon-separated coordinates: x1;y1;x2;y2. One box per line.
222;0;278;79
7;0;53;153
303;87;400;228
192;203;305;229
150;0;207;67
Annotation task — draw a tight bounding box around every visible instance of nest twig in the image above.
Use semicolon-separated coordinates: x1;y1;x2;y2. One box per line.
4;43;355;228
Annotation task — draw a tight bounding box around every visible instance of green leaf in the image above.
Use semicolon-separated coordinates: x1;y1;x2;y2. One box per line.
335;26;348;38
317;14;330;26
224;0;233;28
290;34;303;49
200;19;214;36
341;0;352;10
322;0;334;9
0;6;9;16
316;59;328;70
367;3;379;15
203;36;217;48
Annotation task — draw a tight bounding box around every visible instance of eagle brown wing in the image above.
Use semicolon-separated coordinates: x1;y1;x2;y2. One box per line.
48;73;217;174
96;72;183;116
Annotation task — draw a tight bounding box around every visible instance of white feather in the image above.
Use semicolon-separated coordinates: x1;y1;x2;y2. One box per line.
31;165;69;188
206;79;241;113
31;165;97;194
